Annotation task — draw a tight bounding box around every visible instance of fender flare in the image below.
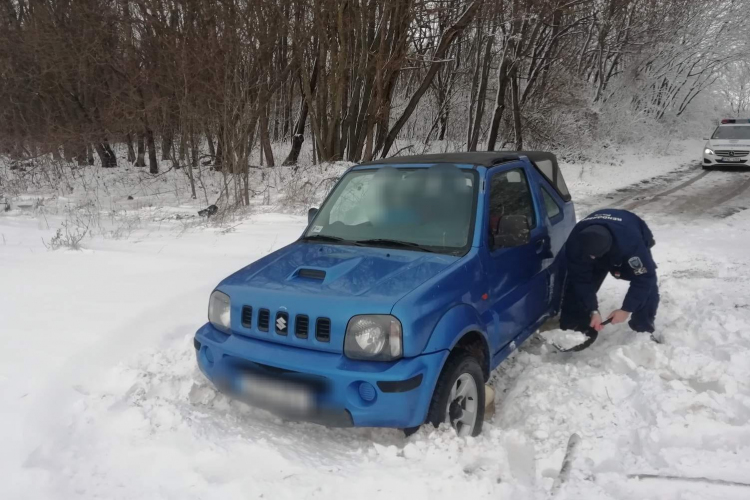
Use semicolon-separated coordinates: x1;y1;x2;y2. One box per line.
422;303;491;377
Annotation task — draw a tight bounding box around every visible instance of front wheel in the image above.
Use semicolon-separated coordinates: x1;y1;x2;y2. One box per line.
425;352;485;437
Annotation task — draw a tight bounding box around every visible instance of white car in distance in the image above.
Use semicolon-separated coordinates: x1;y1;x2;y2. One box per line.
703;119;750;170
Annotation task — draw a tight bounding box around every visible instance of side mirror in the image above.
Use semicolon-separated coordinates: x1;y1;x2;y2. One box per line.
492;215;530;248
703;137;709;141
307;207;319;224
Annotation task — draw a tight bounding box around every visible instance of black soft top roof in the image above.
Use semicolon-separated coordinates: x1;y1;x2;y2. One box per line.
359;151;521;167
358;151;571;201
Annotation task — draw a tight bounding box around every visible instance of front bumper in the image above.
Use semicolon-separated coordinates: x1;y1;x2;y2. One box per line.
703;153;749;166
194;323;448;429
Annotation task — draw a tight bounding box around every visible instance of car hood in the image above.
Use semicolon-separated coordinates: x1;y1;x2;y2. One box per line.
222;242;459;299
218;242;460;353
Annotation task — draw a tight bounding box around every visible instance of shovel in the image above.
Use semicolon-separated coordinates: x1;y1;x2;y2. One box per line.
553;318;612;352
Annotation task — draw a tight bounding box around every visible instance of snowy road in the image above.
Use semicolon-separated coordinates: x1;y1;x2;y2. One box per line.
582;164;750;219
2;155;750;500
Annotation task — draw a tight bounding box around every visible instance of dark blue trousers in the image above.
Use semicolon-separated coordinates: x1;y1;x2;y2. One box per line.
560;268;659;334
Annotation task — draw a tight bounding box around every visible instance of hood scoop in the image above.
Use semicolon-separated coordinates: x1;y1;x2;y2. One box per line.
296;268;327;280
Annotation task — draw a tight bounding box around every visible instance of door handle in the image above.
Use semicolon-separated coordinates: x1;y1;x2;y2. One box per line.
535;237;553;258
534;238;546;253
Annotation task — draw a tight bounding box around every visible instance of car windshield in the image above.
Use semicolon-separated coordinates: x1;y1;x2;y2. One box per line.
304;164;477;254
712;126;750;140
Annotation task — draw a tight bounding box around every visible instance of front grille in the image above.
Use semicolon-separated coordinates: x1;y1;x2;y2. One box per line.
241;306;253;328
316;318;331;342
258;309;270;332
715;150;749;157
295;315;309;338
239;305;333;345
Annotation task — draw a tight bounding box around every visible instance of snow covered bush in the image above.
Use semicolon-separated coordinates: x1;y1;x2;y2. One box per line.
43;220;88;251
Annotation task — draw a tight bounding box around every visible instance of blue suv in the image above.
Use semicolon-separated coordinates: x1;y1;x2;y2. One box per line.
194;152;575;436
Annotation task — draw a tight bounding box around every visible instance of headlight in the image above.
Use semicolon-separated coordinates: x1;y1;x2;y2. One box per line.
208;290;231;333
704;148;715;155
344;315;402;361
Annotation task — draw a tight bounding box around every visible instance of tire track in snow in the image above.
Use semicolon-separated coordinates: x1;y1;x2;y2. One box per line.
619;170;712;211
577;162;701;215
713;173;750;206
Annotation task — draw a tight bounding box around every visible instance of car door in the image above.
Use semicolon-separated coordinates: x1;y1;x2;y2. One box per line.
483;165;550;351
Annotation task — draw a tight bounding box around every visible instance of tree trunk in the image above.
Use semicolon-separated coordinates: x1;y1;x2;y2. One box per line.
466;30;482;149
94;141;117;168
283;61;318;165
171;138;180;169
486;53;511;151
438;107;449;141
104;140;117;167
259;103;275;167
135;133;146;167
284;131;306;166
190;133;199;169
185;133;198;199
362;116;375;162
126;133;136;163
161;132;173;161
215;127;224;170
146;128;158;174
511;75;523;150
179;133;187;163
86;143;94;165
206;130;216;161
469;35;493;151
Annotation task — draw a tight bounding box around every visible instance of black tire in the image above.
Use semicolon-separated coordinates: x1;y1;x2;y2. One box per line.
702;164;713;170
425;351;485;437
402;425;420;437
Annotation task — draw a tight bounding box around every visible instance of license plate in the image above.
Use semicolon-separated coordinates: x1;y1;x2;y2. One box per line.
723;157;742;162
239;374;315;414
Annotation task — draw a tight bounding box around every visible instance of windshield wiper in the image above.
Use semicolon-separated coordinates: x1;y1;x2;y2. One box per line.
303;235;438;253
354;238;436;253
301;234;347;243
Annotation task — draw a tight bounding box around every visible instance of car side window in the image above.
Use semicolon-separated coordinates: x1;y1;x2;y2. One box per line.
488;168;537;236
541;187;561;219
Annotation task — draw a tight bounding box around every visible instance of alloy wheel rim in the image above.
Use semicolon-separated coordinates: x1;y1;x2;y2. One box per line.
445;373;478;437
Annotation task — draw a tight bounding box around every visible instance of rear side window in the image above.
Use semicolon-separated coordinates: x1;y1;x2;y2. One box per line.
489;168;537;230
534;158;570;201
541;187;561;219
524;152;571;201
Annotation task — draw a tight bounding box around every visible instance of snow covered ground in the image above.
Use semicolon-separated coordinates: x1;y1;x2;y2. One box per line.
3;139;750;499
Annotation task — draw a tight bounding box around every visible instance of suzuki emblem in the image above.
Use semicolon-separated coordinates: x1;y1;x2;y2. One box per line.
276;316;287;331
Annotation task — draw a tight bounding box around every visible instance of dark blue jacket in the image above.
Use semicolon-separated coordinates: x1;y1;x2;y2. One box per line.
566;209;656;313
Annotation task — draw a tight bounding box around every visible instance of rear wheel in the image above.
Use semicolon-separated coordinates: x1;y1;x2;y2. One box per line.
425;352;485;437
